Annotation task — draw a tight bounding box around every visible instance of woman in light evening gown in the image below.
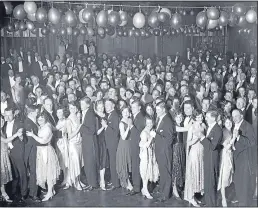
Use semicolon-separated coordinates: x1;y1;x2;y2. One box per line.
184;110;205;207
26;112;60;201
139;116;159;199
217;117;234;207
1;115;23;203
65;101;86;190
116;106;133;191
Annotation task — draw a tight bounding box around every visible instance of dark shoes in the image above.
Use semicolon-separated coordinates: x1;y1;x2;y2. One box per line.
28;196;41;203
126;190;140;196
154;196;167;203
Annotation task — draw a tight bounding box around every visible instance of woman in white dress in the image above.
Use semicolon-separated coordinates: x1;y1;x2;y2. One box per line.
26;112;60;201
217;117;234;207
139;116;159;199
184;110;205;207
65;101;85;190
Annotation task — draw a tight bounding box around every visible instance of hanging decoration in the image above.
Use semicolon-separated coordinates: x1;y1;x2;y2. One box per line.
228;11;239;26
4;2;13;15
73;28;80;37
19;21;26;31
96;10;108;27
218;11;229;26
207;7;220;20
24;2;37;15
170;12;182;29
233;3;246;16
237;15;247;27
207;19;219;29
27;12;36;21
148;12;160;28
196;10;208;28
133;12;145;29
80;26;87;35
82;7;94;23
26;21;35;31
13;5;26;20
64;10;77;27
36;7;48;23
108;10;120;27
119;10;128;26
246;9;257;23
48;7;61;25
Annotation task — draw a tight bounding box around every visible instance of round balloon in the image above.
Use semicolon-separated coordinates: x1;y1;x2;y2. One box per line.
26;21;35;31
13;5;26;20
207;7;220;20
14;22;19;31
80;26;87;35
237;15;247;27
117;28;123;37
119;10;128;22
148;12;159;28
123;30;128;37
73;28;80;37
218;11;229;26
31;28;37;34
64;10;77;27
99;33;105;39
160;8;172;18
48;7;61;25
36;7;48;23
67;27;73;35
78;9;86;23
87;27;95;36
196;11;208;28
27;12;36;21
82;7;94;23
50;26;57;34
60;28;67;36
170;13;182;29
106;26;115;36
134;29;140;37
153;28;160;36
190;10;195;16
246;9;257;23
133;12;146;29
128;29;134;37
24;1;37;14
207;19;219;30
228;12;239;26
19;21;26;31
41;27;49;35
140;29;146;36
108;11;120;26
7;23;14;32
96;10;108;27
233;3;246;16
3;2;13;15
158;12;167;23
97;27;105;35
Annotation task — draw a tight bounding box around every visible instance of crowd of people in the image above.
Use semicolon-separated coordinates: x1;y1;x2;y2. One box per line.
0;42;257;207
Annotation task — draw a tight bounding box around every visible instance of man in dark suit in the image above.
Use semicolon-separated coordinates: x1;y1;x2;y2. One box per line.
106;68;115;87
18;47;25;60
127;100;145;195
79;97;99;190
42;97;57;127
248;67;257;94
173;52;181;66
25;51;33;66
232;109;256;206
29;58;42;80
42;54;52;68
79;40;89;55
201;110;223;206
247;53;256;68
233;52;239;65
103;99;120;189
245;89;256;124
24;105;41;202
2;69;15;95
4;107;27;202
16;56;28;77
151;101;175;202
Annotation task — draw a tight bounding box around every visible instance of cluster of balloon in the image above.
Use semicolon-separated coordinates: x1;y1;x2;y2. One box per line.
170;12;183;29
206;7;220;30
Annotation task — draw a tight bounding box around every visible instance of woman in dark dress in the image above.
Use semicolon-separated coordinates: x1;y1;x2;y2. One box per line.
94;100;107;190
173;111;186;199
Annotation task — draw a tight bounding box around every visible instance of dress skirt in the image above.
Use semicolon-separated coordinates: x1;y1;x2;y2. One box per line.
36;145;60;189
1;143;12;186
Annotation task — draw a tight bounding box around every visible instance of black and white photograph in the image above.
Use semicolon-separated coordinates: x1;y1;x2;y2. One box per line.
0;0;257;207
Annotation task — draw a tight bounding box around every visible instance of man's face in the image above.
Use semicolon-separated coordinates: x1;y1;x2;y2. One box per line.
44;99;53;112
236;98;245;110
8;69;14;77
232;110;242;124
184;104;193;116
202;100;210;112
4;110;14;122
1;92;7;102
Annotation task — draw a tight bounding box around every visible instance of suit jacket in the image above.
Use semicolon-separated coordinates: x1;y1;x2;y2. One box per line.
130;112;145;152
1;63;11;78
104;110;120;150
42;58;52;68
245;103;254;124
2;76;14;95
42;109;58;127
79;44;89;54
30;61;42;79
15;61;28;74
248;75;257;93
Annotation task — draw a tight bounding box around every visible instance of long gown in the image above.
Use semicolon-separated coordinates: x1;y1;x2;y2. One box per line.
1;137;12;186
36;123;60;189
139;129;159;183
66;114;84;187
184;122;205;202
217;128;233;191
116;121;132;188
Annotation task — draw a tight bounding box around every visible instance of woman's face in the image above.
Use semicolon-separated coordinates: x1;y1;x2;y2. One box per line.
37;116;46;126
126;91;132;99
122;108;130;118
225;119;233;130
142;85;148;93
97;91;103;99
120;88;126;97
146;106;154;116
146;119;153;129
196;114;203;123
16;76;21;83
72;70;78;77
175;114;183;124
58;86;65;94
168;87;176;96
57;109;64;120
69;104;78;115
96;102;104;113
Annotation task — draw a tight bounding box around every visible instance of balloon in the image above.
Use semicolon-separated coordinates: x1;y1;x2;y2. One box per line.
134;28;140;37
119;11;128;27
246;9;257;23
3;2;13;15
176;28;181;34
158;12;167;23
196;11;208;28
36;7;47;23
148;12;159;28
145;31;151;37
182;10;187;16
140;29;146;36
207;19;218;30
6;23;14;32
170;13;182;29
31;28;37;34
133;12;146;29
163;28;168;33
67;27;72;35
82;7;94;23
128;29;134;37
228;12;239;26
48;7;61;25
97;27;105;35
192;27;196;33
41;27;49;35
78;9;86;23
110;30;117;38
190;10;195;16
153;28;160;36
99;33;106;39
60;28;66;36
233;3;246;16
24;2;37;14
19;21;26;31
180;27;184;33
218;11;229;26
13;5;26;20
27;13;36;21
96;10;108;27
26;21;35;31
237;15;247;27
80;26;87;35
73;28;80;37
106;27;115;36
196;27;201;33
64;10;77;27
50;26;57;34
14;22;19;31
108;11;120;26
160;8;172;18
117;29;123;37
87;27;95;36
207;7;220;20
188;27;192;33
123;30;128;37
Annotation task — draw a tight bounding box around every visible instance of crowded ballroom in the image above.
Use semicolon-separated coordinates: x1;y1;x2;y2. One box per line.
0;1;257;207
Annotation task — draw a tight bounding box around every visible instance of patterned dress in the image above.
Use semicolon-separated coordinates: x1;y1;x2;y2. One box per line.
1;138;12;186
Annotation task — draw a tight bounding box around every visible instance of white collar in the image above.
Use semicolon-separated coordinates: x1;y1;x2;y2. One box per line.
234;119;244;130
208;121;216;130
7;119;15;125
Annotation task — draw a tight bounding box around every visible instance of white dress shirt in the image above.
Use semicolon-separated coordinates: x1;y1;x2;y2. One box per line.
18;61;23;72
1;101;7;115
9;76;15;87
28;55;31;64
82;108;89;123
20;51;23;58
33;83;39;94
38;61;43;71
46;59;51;68
206;121;216;137
6;120;15;149
233;119;244;141
250;76;256;84
55;79;60;88
157;113;166;130
250;59;254;66
84;44;88;54
8;64;12;69
35;56;38;62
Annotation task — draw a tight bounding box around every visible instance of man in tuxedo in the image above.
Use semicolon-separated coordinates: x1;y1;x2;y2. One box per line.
249;67;257;93
186;48;191;62
79;40;89;55
245;89;256;124
233;52;238;65
103;99;120;189
4;107;27;202
232;109;256;206
2;69;15;95
127;100;145;195
150;101;174;202
16;56;27;76
29;57;42;79
248;53;256;68
24;105;41;202
26;51;33;66
1;56;9;78
79;96;98;190
1;90;15;115
42;97;57;127
106;67;115;87
43;54;52;68
200;110;223;206
18;47;25;60
174;52;181;65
